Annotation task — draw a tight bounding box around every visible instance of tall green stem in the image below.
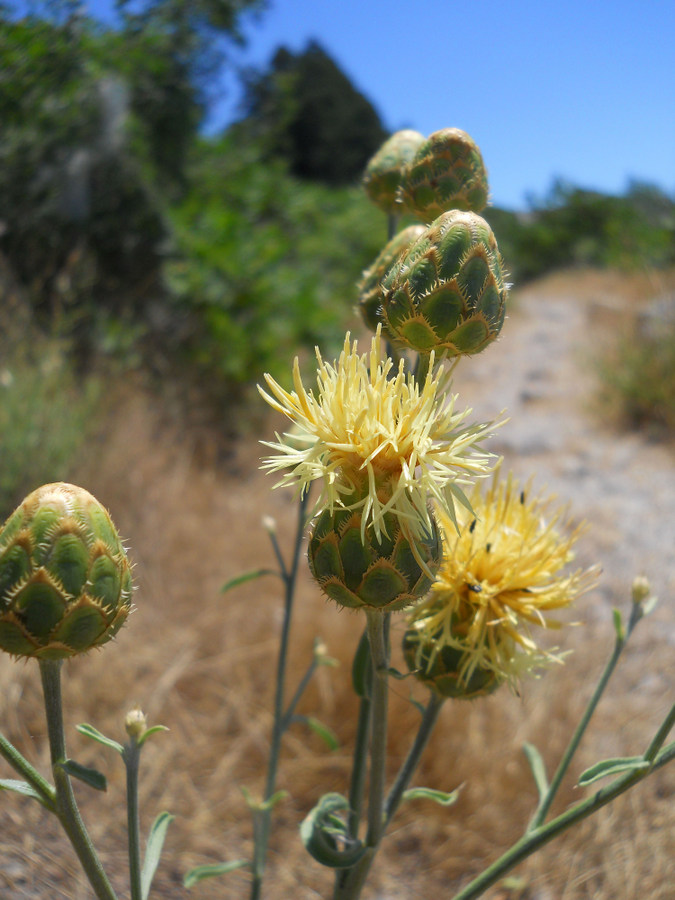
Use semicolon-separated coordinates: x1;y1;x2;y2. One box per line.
39;659;118;900
250;492;309;900
529;602;642;830
335;611;390;900
450;740;675;900
125;741;142;900
385;691;444;825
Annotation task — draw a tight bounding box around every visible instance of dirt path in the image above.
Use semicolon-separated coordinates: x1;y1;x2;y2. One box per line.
453;272;675;634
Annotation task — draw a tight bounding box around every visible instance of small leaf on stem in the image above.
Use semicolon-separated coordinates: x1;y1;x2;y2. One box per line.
141;811;174;900
578;756;650;787
76;723;124;755
57;759;107;792
183;859;250;888
401;786;461;807
522;742;549;801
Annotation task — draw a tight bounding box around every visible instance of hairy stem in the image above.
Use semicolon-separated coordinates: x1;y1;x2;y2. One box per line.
39;659;118;900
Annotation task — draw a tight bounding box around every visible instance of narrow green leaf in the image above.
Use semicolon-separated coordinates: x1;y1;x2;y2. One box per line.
401;786;460;807
141;811;174;900
0;778;54;809
578;756;650;787
386;666;413;680
523;742;549;801
304;716;339;751
58;759;107;792
137;725;169;748
612;608;625;642
76;723;124;755
240;785;287;812
183;860;250;889
221;569;278;593
351;629;372;699
300;793;366;868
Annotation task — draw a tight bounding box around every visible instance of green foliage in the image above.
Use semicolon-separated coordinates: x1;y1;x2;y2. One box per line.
240;40;388;185
0;331;101;522
163;134;384;406
487;180;675;283
597;319;675;435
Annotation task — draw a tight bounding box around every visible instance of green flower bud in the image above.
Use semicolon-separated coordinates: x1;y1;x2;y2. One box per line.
402;626;501;700
356;224;426;332
308;507;441;613
399;128;489;221
363;130;426;215
381;210;508;357
0;483;133;659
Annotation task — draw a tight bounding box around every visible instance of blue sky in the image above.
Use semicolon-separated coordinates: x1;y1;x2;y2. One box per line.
12;0;675;209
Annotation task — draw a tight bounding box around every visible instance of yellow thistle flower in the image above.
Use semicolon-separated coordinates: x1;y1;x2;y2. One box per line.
258;327;497;545
404;472;596;694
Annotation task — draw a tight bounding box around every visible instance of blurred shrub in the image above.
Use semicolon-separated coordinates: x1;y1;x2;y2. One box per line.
162;133;385;408
0;333;102;521
239;40;388;185
490;180;675;283
596;319;675;435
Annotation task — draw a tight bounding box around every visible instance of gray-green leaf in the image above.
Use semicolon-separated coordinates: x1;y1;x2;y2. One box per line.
401;786;461;807
0;778;55;809
58;759;107;792
221;569;278;593
76;723;124;756
141;811;174;900
523;742;549;801
578;756;650;787
183;860;250;888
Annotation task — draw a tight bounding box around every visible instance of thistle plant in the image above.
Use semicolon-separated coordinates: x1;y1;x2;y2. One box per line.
0;484;171;900
1;125;674;900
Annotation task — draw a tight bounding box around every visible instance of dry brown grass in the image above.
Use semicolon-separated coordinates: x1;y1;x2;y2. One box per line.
1;271;674;899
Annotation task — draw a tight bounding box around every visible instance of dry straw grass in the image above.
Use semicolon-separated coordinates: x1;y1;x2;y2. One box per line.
1;271;674;899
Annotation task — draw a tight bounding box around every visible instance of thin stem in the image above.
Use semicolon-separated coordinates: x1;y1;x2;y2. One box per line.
347;698;371;839
39;660;118;900
529;603;640;830
364;611;389;848
281;658;318;732
644;702;675;763
250;491;309;900
387;214;398;242
385;691;444;825
0;731;56;809
450;741;675;900
125;741;142;900
335;612;390;900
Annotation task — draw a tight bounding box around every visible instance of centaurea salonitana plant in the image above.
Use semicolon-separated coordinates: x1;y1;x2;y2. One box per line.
259;326;499;600
404;471;597;698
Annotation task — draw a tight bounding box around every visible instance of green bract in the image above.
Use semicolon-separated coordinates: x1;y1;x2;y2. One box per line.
399;127;489;221
308;507;441;613
381;210;508;357
0;483;133;659
402;627;501;700
356;224;426;332
362;129;425;215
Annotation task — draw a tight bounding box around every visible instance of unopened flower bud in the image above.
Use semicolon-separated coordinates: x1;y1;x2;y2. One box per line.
363;130;426;215
381;210;508;357
631;576;651;605
0;483;133;659
125;707;147;739
308;506;441;613
399;128;489;221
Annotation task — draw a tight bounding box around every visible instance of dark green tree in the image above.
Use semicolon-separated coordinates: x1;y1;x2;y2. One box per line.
241;40;388;185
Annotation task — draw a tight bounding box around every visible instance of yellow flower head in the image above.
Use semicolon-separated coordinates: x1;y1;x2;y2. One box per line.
259;327;497;543
405;471;596;693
